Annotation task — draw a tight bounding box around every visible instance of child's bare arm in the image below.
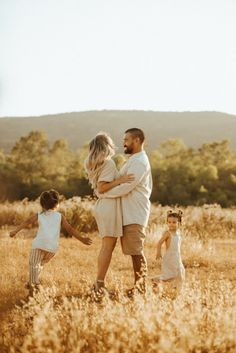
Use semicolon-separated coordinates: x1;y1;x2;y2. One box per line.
61;215;92;245
156;231;170;259
9;214;38;238
97;174;135;193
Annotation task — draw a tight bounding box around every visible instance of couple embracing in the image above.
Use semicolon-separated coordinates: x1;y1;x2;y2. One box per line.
85;128;153;294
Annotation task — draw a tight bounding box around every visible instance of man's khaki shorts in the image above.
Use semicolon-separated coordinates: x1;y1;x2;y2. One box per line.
121;224;146;255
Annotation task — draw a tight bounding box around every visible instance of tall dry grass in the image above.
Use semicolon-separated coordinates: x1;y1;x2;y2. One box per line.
0;199;235;353
0;197;97;234
1;197;236;239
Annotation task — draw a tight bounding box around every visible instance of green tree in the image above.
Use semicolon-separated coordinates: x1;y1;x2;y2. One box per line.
9;131;49;184
66;145;92;198
2;131;236;206
44;138;74;194
7;131;49;198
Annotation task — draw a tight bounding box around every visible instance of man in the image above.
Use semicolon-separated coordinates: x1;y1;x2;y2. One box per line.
100;128;152;293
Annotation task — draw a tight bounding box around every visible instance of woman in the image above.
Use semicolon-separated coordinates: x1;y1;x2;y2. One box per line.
84;132;134;291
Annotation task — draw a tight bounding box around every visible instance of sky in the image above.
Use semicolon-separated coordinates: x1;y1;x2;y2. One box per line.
0;0;236;117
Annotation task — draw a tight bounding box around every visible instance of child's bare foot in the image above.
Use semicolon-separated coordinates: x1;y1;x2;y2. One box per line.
25;281;42;290
25;282;30;290
27;283;40;297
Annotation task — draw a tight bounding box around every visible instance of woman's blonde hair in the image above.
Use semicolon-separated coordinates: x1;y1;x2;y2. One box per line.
84;132;116;189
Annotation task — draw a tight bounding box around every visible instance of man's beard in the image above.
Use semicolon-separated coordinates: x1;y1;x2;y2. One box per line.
124;146;133;154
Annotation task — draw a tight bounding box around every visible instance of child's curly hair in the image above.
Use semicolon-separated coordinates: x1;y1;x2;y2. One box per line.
167;209;183;224
40;189;60;210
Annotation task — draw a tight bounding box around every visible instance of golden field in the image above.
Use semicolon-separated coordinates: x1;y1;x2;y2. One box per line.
0;198;235;353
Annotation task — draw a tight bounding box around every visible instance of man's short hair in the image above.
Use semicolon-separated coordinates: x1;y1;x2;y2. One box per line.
125;128;145;143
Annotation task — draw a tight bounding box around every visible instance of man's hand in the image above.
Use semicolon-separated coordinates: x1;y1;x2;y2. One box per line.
156;251;162;260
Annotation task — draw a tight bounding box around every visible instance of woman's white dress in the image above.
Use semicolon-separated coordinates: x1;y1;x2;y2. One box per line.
93;159;123;237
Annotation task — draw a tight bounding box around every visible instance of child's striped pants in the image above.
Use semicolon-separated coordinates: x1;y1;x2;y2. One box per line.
29;249;55;285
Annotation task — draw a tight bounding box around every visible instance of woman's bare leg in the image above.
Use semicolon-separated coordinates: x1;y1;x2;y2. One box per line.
96;236;117;287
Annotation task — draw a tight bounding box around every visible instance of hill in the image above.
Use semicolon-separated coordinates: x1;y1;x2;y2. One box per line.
0;110;235;152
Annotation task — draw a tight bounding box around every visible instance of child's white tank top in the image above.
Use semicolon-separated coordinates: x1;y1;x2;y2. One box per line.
32;211;62;253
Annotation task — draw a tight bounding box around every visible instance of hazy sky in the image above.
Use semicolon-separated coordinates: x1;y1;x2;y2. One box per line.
1;0;236;117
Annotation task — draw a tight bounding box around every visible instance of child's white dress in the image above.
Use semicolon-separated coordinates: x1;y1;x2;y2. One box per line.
32;211;61;253
159;230;185;281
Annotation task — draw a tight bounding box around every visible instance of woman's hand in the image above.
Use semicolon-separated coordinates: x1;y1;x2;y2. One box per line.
156;250;162;260
9;230;17;238
118;174;135;184
79;236;93;245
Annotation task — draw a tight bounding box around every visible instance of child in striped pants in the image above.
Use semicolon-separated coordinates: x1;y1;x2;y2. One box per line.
9;189;92;295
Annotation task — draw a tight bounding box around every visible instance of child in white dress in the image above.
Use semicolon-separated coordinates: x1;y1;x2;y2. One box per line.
153;210;185;284
9;189;92;295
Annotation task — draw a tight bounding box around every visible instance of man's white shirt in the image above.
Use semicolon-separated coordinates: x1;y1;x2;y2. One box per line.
101;151;152;227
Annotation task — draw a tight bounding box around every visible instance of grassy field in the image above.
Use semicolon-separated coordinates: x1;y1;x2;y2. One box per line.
0;199;235;353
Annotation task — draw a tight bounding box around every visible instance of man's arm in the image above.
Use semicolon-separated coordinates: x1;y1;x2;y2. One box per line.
99;161;147;198
97;174;135;193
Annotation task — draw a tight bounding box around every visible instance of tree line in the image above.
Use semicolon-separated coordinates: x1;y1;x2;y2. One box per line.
0;130;235;207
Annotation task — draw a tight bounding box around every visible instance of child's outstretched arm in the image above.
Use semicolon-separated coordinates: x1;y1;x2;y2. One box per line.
156;231;170;259
97;174;135;193
9;214;38;238
61;215;92;245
